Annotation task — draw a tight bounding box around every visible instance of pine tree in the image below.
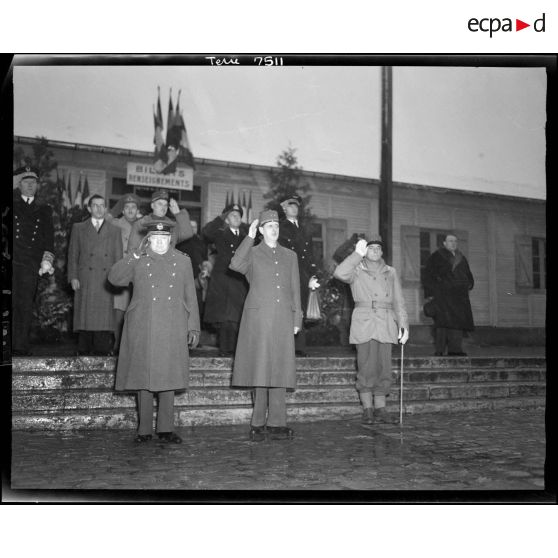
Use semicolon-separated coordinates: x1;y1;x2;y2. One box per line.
263;146;313;220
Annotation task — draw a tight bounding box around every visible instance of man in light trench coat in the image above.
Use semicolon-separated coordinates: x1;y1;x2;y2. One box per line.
334;236;409;425
108;220;200;444
230;210;302;441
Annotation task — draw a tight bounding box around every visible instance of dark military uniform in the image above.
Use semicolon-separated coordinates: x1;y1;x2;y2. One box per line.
278;216;317;355
12;187;54;355
176;233;208;319
202;206;249;355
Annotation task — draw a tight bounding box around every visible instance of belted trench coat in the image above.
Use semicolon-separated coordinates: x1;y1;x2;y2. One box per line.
334;252;408;345
230;237;302;389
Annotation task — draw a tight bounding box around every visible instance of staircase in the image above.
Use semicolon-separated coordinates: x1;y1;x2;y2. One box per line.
12;355;546;430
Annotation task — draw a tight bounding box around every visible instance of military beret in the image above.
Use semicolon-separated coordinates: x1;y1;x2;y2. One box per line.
223;203;243;218
14;166;39;180
366;235;384;249
280;195;301;207
259;209;279;226
145;219;175;236
151;189;170;202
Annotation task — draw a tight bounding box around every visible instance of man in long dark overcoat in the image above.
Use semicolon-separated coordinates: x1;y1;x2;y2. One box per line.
230;210;302;441
278;195;320;356
108;220;200;444
202;203;249;356
68;194;122;355
423;233;474;356
12;166;55;356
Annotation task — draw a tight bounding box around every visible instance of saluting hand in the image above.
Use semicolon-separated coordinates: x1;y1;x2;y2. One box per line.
294;327;301;335
355;239;368;257
169;198;180;215
248;219;259;239
71;279;80;291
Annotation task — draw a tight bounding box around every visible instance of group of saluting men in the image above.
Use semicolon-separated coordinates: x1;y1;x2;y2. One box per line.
12;165;475;443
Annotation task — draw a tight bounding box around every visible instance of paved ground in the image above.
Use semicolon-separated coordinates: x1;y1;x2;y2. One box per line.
8;408;548;498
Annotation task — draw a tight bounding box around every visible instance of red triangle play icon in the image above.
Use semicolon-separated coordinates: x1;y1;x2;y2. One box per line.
516;19;530;31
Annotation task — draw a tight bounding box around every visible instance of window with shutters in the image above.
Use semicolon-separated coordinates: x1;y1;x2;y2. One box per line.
400;226;468;288
515;235;546;293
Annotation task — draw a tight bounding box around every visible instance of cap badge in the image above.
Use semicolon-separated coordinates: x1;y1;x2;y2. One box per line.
156;222;164;230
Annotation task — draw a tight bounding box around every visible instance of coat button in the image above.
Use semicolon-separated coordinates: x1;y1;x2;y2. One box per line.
172;273;176;276
275;261;278;264
276;299;280;302
147;263;150;267
276;273;279;276
230;244;234;247
169;285;173;288
277;285;280;289
168;296;171;300
152;285;155;288
149;273;152;277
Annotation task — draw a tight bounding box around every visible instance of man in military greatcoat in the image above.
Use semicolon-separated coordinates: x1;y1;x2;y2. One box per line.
334;236;408;425
278;195;320;356
12;166;55;356
230;210;302;441
106;193;141;352
202;203;249;356
423;233;474;356
109;220;200;444
127;189;194;254
68;195;122;355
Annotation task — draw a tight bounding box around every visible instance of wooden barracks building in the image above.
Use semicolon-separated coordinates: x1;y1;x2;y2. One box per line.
14;135;546;332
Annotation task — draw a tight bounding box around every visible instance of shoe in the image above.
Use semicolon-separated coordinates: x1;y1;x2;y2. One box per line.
448;352;467;357
75;350;90;356
218;351;234;357
433;352;444;356
361;408;374;425
249;426;266;442
157;432;182;444
134;434;152;443
295;350;308;357
266;426;294;440
373;408;398;424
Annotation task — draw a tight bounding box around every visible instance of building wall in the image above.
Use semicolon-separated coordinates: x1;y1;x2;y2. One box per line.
14;136;546;328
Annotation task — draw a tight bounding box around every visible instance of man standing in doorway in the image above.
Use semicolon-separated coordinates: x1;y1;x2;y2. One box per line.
202;203;249;356
12;166;55;356
334;236;408;425
423;233;474;356
68;195;122;355
278;195;319;356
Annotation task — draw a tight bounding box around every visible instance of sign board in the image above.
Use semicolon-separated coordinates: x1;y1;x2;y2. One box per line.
127;162;194;191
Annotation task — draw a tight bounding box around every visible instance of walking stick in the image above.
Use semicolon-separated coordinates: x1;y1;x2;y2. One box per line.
399;342;404;425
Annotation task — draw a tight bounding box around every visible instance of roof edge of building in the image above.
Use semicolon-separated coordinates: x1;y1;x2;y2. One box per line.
14;135;545;205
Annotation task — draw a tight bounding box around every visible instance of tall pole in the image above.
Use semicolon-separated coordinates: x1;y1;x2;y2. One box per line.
379;66;393;265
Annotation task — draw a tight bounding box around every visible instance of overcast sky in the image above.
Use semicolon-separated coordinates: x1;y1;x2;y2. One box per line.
13;63;547;199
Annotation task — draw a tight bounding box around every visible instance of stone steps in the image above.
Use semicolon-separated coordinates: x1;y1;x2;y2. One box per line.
12;356;546;430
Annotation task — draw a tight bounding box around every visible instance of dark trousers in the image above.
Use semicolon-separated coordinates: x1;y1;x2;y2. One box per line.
77;331;113;355
137;390;175;435
295;327;307;353
12;262;38;353
218;320;239;354
435;327;463;354
355;339;393;396
251;387;287;427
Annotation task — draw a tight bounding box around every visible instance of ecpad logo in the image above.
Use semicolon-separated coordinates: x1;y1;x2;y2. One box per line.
468;13;546;37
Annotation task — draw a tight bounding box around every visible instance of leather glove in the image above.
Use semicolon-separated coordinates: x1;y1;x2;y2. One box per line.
398;327;409;345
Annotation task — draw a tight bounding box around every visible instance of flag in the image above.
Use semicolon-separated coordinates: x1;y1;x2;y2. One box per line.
247;191;253;223
163;90;195;174
240;192;247;223
153;87;166;173
225;191;230;208
64;172;73;209
74;174;83;208
82;174;90;206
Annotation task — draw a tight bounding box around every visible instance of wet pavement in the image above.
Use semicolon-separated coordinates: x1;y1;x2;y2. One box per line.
8;407;549;498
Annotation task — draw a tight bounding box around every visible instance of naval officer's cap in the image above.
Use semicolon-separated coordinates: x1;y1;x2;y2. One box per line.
14;166;39;181
222;203;243;218
145;219;175;236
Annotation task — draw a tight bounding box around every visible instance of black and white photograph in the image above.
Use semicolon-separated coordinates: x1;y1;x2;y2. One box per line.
3;55;552;501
